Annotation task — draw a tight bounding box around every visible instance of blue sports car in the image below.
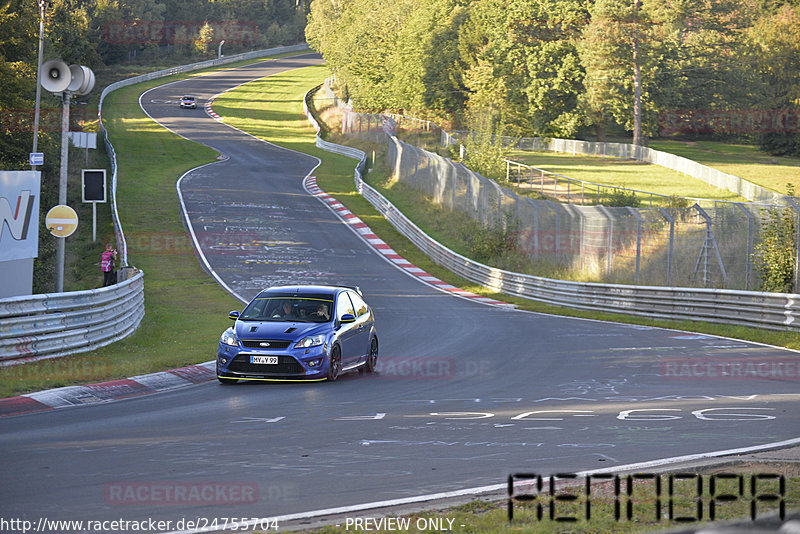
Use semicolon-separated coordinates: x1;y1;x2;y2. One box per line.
216;285;378;383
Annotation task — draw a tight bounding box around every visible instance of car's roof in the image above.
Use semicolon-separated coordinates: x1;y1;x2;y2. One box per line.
182;95;195;99
254;285;359;298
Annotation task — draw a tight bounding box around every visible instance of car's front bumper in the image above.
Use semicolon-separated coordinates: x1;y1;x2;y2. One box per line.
216;343;329;381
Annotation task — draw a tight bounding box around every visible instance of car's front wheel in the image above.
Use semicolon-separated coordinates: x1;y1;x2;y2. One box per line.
327;345;342;381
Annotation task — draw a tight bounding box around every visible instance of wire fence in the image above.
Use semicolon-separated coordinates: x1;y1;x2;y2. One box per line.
385;134;781;290
318;79;794;291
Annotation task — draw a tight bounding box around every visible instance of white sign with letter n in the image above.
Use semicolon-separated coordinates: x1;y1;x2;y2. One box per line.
0;171;41;262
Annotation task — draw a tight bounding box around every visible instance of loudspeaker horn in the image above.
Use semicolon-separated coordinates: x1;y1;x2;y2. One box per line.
76;66;95;95
40;59;70;93
67;64;84;93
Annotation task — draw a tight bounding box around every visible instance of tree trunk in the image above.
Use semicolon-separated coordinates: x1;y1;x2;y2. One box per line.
632;0;643;147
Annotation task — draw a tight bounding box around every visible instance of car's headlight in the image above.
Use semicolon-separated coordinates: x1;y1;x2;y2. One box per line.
220;328;238;347
295;334;325;349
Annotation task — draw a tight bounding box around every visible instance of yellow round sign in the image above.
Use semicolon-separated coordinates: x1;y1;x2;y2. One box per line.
45;205;79;238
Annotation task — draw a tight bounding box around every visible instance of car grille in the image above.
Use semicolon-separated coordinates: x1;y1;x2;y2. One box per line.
228;354;304;375
241;339;292;349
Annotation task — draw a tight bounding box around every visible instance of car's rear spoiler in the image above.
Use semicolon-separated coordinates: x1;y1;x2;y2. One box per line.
343;285;363;296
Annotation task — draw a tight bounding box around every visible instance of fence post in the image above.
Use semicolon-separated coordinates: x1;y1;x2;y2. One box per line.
627;207;643;284
546;200;561;257
658;208;675;286
735;203;755;290
526;198;539;258
598;206;614;278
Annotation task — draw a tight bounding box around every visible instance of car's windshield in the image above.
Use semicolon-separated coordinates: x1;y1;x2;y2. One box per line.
240;297;333;323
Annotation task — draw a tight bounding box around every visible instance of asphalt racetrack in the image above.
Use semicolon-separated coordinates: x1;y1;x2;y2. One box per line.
2;54;799;529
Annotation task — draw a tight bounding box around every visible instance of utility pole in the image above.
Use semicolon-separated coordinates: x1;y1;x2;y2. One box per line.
31;0;46;170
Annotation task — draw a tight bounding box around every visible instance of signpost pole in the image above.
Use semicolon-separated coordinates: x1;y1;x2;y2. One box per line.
92;201;97;242
55;90;70;293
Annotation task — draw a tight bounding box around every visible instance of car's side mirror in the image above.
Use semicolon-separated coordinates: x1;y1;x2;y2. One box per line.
339;313;356;324
228;310;240;321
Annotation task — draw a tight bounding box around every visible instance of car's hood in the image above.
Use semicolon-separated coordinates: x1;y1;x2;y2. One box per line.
235;321;326;341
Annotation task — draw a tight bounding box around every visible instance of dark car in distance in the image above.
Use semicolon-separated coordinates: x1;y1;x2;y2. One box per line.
216;285;378;383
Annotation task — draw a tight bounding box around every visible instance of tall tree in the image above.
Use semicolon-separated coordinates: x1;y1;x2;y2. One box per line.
748;3;800;155
459;0;588;137
579;0;756;145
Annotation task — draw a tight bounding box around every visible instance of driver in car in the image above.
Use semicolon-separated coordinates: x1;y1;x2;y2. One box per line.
311;303;329;321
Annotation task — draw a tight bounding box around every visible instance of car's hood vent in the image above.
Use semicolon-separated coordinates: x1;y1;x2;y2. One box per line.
236;322;320;340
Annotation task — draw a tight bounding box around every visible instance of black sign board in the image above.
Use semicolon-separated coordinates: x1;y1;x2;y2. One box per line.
82;169;106;203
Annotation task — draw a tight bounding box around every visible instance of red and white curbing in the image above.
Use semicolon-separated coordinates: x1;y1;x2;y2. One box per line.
0;362;216;418
303;176;511;307
205;96;222;120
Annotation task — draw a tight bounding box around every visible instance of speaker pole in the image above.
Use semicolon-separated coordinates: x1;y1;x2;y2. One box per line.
55;90;70;293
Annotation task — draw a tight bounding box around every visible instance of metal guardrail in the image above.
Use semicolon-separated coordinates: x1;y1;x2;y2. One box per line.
303;87;800;331
0;271;144;364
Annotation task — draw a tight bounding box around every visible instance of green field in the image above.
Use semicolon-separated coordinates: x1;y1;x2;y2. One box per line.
506;150;747;202
507;139;800;201
649;140;800;195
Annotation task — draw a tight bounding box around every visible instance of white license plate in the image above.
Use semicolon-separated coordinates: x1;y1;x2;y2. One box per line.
250;355;279;365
